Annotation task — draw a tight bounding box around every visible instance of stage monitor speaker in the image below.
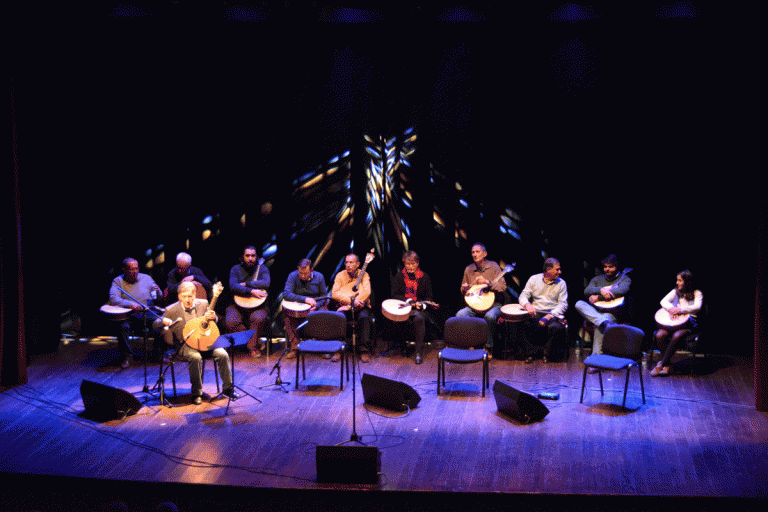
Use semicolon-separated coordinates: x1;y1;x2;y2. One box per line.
79;379;142;421
493;380;549;423
361;373;421;412
316;445;381;484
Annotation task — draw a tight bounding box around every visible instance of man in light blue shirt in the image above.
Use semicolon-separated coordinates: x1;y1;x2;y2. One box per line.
514;258;568;363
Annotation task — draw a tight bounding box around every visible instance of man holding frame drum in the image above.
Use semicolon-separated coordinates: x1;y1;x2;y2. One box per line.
282;258;329;359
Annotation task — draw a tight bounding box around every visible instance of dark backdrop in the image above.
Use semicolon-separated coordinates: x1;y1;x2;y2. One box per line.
8;2;759;361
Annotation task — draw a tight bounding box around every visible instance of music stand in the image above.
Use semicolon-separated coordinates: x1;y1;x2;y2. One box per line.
211;331;261;415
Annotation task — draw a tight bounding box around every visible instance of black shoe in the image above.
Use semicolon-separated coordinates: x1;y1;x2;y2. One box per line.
524;356;534;364
414;352;423;365
223;388;240;400
192;395;203;405
119;357;130;369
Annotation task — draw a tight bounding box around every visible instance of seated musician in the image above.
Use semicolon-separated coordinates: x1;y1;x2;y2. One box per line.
651;270;703;377
283;258;329;359
513;258;569;363
390;251;434;365
166;252;212;303
225;246;270;359
331;253;373;363
108;257;163;369
456;243;507;358
154;282;237;404
574;254;631;357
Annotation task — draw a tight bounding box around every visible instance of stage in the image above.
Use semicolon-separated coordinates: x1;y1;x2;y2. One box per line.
1;333;765;511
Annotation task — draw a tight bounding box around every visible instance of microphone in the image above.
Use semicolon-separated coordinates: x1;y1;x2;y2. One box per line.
163;317;182;330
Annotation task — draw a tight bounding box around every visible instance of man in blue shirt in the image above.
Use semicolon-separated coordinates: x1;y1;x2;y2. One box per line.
282;259;329;358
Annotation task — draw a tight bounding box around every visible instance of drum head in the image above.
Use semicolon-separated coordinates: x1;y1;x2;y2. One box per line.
382;299;411;322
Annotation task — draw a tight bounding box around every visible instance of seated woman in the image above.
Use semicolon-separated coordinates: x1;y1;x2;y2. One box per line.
651;270;703;377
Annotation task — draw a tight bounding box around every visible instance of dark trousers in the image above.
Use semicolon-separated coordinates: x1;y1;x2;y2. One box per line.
340;308;373;354
225;305;268;352
510;312;567;360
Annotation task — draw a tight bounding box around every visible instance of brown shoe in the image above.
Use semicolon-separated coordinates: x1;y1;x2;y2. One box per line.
360;353;371;363
659;366;671;376
331;353;341;363
249;349;262;359
285;349;298;360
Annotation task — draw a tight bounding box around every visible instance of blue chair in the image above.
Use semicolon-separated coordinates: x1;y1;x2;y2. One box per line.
580;324;645;408
295;311;348;390
438;317;490;397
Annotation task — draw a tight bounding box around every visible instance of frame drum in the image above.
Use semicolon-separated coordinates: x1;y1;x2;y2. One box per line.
593;296;624;312
100;304;132;321
500;304;529;322
282;300;312;318
654;308;690;330
382;299;412;322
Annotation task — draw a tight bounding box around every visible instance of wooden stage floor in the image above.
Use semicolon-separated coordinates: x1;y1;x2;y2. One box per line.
1;335;766;511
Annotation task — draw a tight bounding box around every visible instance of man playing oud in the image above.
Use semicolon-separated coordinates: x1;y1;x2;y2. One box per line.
225;246;270;359
332;252;374;363
456;243;507;357
574;254;631;357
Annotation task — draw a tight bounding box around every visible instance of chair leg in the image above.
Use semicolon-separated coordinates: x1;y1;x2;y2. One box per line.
436;355;441;396
482;359;487;398
339;351;343;390
295;352;300;390
598;371;604;396
622;367;631;409
161;359;178;398
214;362;220;393
638;364;646;404
580;366;588;403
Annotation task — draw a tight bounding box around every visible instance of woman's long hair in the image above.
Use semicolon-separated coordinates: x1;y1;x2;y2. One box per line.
676;269;696;302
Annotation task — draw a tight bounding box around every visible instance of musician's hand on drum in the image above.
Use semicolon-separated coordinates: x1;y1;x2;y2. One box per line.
588;295;600;305
525;304;536;318
600;287;615;300
538;314;552;327
476;276;490;286
461;283;470;295
668;306;683;317
129;303;144;311
251;289;267;299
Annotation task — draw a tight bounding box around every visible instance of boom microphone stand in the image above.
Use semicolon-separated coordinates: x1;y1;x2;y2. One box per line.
114;285;164;396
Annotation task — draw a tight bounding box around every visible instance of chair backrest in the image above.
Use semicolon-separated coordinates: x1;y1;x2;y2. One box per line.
305;311;347;341
602;324;645;359
443;316;488;349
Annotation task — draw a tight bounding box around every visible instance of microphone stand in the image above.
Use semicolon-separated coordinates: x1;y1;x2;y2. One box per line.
218;335;261;415
114;285;164;394
260;343;294;393
337;291;365;446
144;320;185;409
